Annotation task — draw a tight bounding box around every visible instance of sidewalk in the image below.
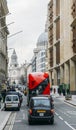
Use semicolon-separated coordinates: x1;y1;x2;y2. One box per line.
51;93;76;106
65;95;76;106
0;102;11;130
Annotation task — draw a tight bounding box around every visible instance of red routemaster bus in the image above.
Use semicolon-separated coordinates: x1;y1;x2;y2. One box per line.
27;72;50;104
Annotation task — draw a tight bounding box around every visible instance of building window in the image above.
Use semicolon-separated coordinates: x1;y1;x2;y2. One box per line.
56;0;60;16
56;42;60;64
56;19;60;40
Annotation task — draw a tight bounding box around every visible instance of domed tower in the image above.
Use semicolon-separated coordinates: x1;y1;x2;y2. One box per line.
37;31;48;50
36;30;48;72
10;49;18;67
32;22;48;72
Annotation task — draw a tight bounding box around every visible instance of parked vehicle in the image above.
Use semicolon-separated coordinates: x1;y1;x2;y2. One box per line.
4;95;20;111
28;96;54;125
27;72;50;105
6;91;23;106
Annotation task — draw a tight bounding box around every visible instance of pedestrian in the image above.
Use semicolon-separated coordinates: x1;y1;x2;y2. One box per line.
62;88;66;96
50;87;53;93
58;88;61;95
67;89;70;95
54;88;56;94
1;89;6;102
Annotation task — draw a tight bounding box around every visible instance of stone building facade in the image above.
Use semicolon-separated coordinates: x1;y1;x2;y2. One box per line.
47;0;76;94
0;0;9;84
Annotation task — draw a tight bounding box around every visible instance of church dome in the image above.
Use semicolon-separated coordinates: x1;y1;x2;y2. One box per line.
37;32;48;47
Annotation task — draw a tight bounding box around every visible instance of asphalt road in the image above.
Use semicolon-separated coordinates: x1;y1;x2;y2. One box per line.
4;95;76;130
54;98;76;130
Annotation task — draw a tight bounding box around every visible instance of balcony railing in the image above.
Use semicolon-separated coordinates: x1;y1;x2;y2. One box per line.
49;35;53;45
72;38;76;53
71;1;76;18
71;1;76;53
48;0;53;24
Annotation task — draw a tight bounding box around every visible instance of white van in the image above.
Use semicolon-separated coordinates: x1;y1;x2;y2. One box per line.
4;95;20;111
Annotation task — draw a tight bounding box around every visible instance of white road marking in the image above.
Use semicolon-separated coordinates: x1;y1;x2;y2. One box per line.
55;111;76;129
63;112;71;118
64;121;76;130
55;112;59;116
8;112;17;130
23;113;25;119
58;116;63;120
55;108;71;118
15;120;22;123
67;111;76;115
64;102;76;108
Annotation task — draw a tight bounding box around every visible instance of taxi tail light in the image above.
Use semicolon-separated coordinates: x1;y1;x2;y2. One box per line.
50;109;54;114
29;109;32;114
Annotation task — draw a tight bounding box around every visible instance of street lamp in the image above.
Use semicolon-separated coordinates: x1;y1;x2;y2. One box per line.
8;30;23;38
0;13;11;20
1;30;23;41
0;22;14;30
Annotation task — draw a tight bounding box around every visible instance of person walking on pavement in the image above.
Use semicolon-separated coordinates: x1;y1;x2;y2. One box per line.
58;88;61;95
54;88;56;94
62;88;66;96
1;89;6;102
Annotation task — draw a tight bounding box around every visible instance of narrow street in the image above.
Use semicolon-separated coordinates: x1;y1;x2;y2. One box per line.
4;95;76;130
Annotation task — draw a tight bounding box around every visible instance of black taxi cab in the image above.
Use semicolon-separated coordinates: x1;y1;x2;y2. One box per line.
28;96;54;125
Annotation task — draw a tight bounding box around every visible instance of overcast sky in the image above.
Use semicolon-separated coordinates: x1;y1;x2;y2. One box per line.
7;0;50;65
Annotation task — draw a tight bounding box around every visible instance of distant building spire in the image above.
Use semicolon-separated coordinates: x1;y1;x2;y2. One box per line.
10;49;18;67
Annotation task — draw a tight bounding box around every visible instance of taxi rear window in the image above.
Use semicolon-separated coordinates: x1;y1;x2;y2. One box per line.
33;99;50;107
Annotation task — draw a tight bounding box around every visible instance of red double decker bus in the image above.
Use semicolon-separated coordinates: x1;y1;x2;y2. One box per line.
27;72;50;104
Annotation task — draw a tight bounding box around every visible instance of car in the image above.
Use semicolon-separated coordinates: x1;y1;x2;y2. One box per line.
6;91;23;106
4;95;20;111
28;96;54;125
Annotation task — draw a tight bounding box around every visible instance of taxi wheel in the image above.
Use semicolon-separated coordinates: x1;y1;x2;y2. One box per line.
50;118;54;125
28;119;33;125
